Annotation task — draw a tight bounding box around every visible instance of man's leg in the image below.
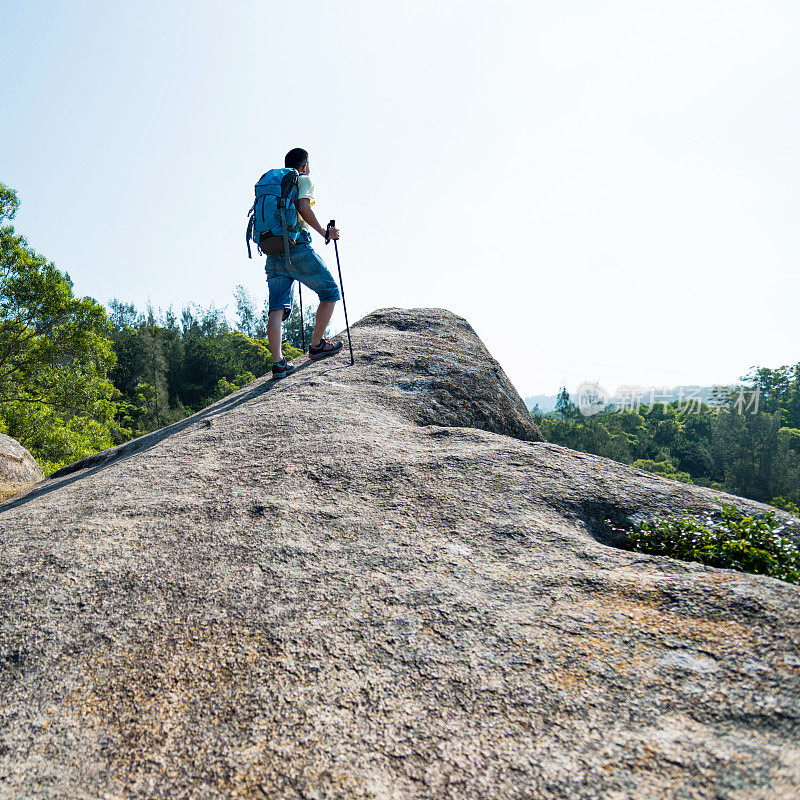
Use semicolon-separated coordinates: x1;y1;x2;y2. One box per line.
265;272;293;363
312;301;336;347
287;243;342;356
267;308;286;363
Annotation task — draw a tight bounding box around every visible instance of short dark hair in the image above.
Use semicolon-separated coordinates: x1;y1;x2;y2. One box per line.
285;148;309;170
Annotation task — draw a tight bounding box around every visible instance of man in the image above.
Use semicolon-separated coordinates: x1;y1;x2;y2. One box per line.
266;148;344;379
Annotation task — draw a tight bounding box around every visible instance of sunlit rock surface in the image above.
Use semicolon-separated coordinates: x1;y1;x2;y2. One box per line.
0;432;44;501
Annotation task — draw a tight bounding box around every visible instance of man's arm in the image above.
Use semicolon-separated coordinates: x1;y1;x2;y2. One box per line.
298;198;339;240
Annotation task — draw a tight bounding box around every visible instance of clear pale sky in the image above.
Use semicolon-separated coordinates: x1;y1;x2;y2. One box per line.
3;1;798;399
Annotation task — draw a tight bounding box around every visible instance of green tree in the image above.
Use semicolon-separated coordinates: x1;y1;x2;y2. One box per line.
0;182;124;473
234;285;258;337
139;324;169;430
555;386;580;421
712;408;783;503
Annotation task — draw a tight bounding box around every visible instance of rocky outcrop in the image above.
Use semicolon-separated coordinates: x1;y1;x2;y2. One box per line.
0;432;44;500
353;308;543;442
0;308;798;800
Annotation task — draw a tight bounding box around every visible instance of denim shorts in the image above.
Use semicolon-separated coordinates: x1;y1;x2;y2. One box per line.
265;242;341;313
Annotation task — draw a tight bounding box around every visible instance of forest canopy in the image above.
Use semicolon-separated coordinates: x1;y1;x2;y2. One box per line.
1;183;121;473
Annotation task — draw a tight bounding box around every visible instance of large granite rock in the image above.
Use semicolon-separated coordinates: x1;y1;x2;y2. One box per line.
0;308;797;800
0;432;44;500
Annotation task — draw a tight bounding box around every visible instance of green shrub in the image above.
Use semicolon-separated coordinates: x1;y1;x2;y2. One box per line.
631;457;694;485
772;496;800;516
607;500;800;584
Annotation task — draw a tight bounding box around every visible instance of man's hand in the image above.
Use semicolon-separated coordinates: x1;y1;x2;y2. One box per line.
326;224;340;241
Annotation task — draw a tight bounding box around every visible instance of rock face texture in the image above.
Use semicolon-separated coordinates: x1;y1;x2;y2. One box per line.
0;307;798;800
0;432;44;500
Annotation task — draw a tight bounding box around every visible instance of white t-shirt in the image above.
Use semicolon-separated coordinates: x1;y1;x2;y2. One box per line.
296;175;315;234
297;174;315;203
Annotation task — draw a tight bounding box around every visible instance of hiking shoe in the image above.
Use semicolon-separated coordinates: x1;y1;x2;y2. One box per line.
308;338;344;361
271;359;296;379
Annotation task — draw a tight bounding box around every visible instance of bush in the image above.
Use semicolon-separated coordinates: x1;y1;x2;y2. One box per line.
631;457;694;485
772;496;800;516
607;500;800;584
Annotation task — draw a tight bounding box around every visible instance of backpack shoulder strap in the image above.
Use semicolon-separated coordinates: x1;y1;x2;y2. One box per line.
280;169;298;200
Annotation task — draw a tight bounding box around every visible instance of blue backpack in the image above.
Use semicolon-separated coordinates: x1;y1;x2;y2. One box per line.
245;168;304;258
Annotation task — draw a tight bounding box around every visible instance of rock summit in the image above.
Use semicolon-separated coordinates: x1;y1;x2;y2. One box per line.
1;308;798;799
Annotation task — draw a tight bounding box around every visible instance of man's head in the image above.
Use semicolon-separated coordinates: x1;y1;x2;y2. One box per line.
285;148;309;174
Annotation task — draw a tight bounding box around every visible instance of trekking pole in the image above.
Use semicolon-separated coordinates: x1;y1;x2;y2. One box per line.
279;193;305;353
298;283;305;351
326;219;354;365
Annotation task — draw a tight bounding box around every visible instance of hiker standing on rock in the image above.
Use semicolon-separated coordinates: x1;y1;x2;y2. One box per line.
247;147;344;379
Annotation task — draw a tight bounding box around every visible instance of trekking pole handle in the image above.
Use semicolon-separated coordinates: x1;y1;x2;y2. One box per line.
325;219;336;245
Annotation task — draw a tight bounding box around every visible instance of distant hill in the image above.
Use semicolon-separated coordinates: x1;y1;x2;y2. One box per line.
524;394;559;412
